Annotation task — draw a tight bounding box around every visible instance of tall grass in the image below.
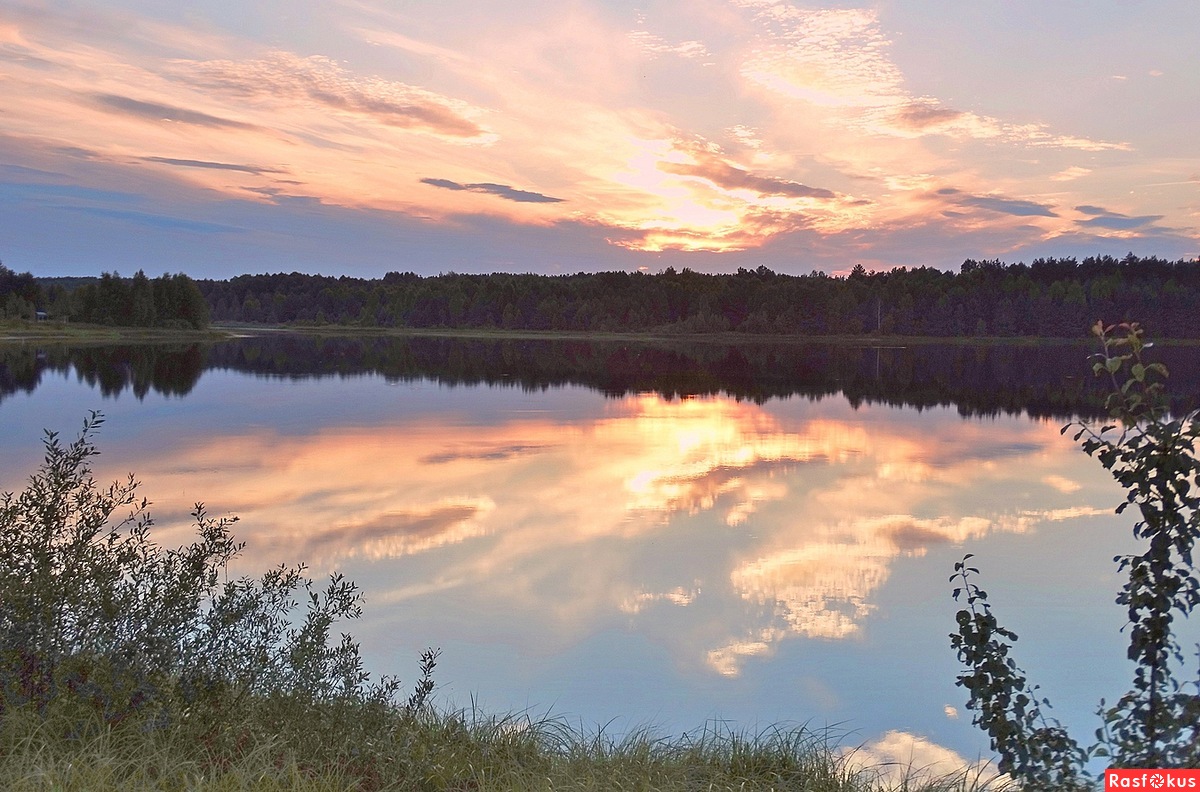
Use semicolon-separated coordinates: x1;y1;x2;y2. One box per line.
0;415;1004;791
1;702;1007;791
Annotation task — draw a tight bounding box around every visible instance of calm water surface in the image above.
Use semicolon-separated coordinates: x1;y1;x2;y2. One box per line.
3;336;1197;770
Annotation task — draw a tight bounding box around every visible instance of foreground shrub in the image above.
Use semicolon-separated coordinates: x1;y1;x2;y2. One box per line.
0;411;419;729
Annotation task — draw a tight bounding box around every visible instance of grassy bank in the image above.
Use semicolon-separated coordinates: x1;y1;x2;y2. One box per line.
0;318;235;343
5;317;1199;347
0;698;1001;792
220;322;1200;347
216;322;1092;346
210;322;1200;353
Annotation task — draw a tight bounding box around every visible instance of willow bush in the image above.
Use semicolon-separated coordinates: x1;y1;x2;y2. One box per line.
0;411;433;730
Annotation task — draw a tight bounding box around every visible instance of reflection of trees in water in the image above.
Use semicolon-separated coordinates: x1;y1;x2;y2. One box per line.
206;335;1200;420
0;344;204;403
4;336;1200;419
0;348;43;401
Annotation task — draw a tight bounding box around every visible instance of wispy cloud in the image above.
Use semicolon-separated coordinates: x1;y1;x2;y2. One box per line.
737;4;904;108
880;100;1129;152
0;162;67;179
659;147;836;200
939;188;1058;218
140;156;284;174
0;181;142;205
180;52;491;141
1051;166;1092;182
890;101;965;130
629;29;710;60
1074;205;1165;231
734;3;1127;152
421;178;564;203
92;93;256;129
55;205;242;233
53;146;101;160
348;26;472;66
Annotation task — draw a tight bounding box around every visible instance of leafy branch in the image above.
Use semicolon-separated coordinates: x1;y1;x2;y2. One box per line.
950;321;1200;787
949;555;1089;790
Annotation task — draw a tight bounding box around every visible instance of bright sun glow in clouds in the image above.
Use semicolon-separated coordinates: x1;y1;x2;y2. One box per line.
0;0;1196;275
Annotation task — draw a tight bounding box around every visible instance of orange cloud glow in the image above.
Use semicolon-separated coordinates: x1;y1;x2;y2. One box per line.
4;0;1179;267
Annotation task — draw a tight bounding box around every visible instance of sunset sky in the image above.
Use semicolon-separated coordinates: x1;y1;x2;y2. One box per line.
2;0;1197;278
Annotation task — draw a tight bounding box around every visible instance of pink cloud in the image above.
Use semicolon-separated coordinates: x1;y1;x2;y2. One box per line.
179;52;491;140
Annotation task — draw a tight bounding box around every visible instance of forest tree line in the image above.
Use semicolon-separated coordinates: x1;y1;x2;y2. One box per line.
196;254;1200;337
5;254;1200;337
1;264;209;329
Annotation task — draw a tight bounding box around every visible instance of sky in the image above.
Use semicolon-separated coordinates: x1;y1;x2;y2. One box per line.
1;0;1197;278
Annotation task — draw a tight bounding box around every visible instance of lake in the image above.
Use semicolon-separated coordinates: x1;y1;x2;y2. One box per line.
3;334;1198;772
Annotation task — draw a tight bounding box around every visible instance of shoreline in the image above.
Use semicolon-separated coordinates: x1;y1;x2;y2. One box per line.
5;320;1198;346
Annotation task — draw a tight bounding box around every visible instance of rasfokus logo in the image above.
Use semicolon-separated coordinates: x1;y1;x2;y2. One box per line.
1106;769;1200;789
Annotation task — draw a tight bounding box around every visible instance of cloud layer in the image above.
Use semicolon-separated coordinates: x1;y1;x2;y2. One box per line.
0;0;1195;274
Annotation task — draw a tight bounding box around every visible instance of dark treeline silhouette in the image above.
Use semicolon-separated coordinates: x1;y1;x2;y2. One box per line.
0;262;42;320
5;335;1200;420
11;254;1199;337
1;262;209;329
67;271;210;329
195;254;1200;338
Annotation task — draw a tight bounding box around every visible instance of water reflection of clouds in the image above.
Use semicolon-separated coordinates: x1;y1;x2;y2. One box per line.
620;584;701;614
715;505;1109;675
286;500;495;563
849;730;1006;789
88;391;1110;678
419;443;553;465
619;396;871;525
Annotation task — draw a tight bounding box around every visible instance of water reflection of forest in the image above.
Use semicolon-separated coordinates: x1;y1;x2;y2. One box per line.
3;335;1199;419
